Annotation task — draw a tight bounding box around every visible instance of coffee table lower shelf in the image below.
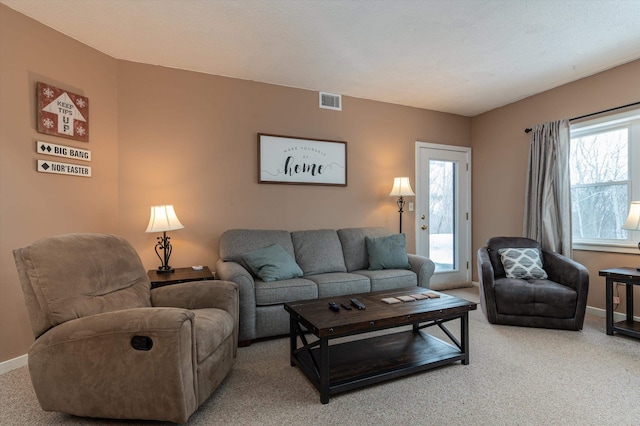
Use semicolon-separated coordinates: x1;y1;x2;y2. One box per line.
292;329;465;403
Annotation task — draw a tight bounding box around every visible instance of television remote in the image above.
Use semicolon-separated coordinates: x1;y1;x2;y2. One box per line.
350;298;366;310
328;302;340;312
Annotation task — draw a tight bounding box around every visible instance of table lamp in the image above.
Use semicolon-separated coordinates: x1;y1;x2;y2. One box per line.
146;205;184;273
623;201;640;271
389;177;415;234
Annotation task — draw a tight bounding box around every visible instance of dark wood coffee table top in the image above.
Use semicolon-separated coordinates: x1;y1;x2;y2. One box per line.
285;286;477;338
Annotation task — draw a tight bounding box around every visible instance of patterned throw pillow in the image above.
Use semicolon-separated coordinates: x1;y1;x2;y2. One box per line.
497;247;548;280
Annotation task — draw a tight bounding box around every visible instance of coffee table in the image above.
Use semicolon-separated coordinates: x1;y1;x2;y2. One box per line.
284;286;477;403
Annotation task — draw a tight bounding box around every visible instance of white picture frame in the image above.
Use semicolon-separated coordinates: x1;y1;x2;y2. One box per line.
258;134;347;186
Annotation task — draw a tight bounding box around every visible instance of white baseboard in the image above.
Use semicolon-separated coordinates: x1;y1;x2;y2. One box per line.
586;305;640;322
0;354;28;375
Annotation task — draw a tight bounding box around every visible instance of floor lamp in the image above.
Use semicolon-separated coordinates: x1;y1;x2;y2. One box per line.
389;177;415;234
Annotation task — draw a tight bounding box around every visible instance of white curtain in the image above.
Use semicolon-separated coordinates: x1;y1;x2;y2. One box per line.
523;119;572;256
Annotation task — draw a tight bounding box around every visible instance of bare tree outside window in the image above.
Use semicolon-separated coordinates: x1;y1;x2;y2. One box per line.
570;127;629;240
429;160;455;271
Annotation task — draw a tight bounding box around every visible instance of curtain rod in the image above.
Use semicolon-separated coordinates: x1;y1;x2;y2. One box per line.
524;100;640;134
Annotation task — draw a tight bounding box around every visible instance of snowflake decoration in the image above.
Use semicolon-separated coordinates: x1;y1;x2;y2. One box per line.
76;126;86;136
42;118;54;129
43;87;54;98
76;98;86;108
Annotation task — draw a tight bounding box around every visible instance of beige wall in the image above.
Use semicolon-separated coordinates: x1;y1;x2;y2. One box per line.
116;61;470;271
471;59;640;313
0;6;119;363
0;5;470;363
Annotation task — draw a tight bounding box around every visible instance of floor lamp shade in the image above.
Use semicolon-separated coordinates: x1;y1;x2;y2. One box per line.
389;177;415;198
390;177;415;234
146;205;184;273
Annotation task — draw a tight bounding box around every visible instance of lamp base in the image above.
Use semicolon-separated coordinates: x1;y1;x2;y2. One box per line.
156;266;175;274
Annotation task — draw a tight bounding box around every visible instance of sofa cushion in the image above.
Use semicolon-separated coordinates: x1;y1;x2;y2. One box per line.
14;233;151;336
241;244;303;282
219;229;295;264
494;277;577;318
303;273;371;298
291;229;347;275
193;308;235;363
254;277;318;306
354;269;417;291
338;227;391;272
366;233;411;270
498;247;548;280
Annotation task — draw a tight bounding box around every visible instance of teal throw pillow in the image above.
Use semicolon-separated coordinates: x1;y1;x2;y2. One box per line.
366;234;411;270
241;244;304;282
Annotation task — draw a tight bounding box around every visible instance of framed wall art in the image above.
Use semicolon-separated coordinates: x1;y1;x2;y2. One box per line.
258;134;347;186
36;82;89;142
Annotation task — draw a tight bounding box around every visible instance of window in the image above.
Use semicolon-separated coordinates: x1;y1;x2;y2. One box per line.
570;109;640;252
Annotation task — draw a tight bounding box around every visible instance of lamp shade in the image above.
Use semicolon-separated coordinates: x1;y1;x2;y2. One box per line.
145;205;184;233
623;201;640;231
389;177;415;197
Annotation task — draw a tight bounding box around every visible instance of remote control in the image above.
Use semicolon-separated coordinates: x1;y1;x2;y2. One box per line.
328;302;340;312
341;303;352;310
350;298;366;310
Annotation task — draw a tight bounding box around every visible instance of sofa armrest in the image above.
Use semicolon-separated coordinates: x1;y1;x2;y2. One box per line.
215;259;257;342
407;254;435;288
477;247;498;323
542;250;589;294
151;280;238;312
28;308;198;423
151;280;239;353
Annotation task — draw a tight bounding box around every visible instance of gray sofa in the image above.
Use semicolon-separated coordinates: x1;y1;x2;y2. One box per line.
216;227;435;345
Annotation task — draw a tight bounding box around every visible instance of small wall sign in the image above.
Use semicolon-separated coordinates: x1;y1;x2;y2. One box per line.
37;160;91;177
36;82;89;142
37;141;91;162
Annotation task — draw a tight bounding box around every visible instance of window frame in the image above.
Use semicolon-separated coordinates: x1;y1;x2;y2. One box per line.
570;109;640;254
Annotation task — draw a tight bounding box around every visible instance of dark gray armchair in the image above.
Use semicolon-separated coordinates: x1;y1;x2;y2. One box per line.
477;236;589;330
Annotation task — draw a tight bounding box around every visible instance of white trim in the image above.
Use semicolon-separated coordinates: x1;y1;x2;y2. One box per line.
0;354;28;375
586;305;640;322
415;142;472;287
573;242;640;254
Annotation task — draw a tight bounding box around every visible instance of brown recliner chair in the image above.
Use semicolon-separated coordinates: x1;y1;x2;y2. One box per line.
477;236;589;330
13;233;238;423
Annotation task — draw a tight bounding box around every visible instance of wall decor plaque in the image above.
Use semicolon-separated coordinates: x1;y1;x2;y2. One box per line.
36;82;89;142
37;160;91;177
37;141;91;162
258;133;347;186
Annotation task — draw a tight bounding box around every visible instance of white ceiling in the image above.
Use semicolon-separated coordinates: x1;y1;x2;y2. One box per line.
4;0;640;117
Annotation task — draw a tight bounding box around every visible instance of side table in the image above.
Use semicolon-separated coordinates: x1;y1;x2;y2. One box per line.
598;267;640;338
148;266;214;289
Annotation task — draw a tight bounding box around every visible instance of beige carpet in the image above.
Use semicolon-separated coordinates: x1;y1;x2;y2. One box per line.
2;287;640;425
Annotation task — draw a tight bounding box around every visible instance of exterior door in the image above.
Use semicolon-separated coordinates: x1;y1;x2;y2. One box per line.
415;142;471;287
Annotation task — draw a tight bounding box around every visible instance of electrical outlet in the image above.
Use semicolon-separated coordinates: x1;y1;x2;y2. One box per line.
613;296;620;304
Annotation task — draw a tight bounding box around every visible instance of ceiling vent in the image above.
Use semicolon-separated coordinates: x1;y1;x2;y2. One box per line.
319;92;342;111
